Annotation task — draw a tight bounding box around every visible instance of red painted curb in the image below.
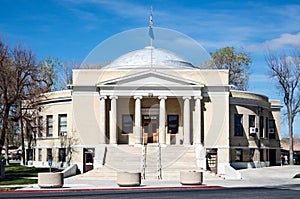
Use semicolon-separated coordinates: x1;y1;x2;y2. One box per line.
1;185;224;193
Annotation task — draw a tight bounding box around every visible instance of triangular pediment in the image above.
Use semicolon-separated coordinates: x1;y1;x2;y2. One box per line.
97;71;203;87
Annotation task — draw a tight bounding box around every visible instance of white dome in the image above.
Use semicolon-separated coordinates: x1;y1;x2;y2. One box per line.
105;46;196;69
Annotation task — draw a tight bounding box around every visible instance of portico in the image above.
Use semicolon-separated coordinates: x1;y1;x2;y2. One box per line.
97;71;204;145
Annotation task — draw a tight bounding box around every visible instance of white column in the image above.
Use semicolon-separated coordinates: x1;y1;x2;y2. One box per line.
159;96;167;144
99;96;107;144
109;96;118;144
194;96;206;169
183;96;191;145
194;96;202;144
134;96;142;144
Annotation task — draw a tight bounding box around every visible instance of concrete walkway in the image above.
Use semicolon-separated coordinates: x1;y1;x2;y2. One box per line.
14;166;300;191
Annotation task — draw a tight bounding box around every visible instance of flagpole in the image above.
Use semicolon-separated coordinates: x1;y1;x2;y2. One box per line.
149;6;153;70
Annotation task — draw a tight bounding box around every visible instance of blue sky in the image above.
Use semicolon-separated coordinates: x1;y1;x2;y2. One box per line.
1;0;300;137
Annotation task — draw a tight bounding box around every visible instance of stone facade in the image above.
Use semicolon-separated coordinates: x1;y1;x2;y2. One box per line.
25;46;281;176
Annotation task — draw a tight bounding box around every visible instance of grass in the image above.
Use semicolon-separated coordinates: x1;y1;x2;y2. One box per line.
5;163;51;177
293;174;300;178
0;163;60;187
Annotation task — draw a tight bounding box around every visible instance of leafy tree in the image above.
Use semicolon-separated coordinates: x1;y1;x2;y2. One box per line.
266;50;300;165
210;47;251;90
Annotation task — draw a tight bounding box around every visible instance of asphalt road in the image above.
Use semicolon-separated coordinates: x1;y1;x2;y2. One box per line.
1;186;300;199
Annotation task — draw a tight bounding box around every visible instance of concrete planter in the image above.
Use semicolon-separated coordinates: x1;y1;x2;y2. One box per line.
38;172;64;188
180;170;203;185
117;172;141;187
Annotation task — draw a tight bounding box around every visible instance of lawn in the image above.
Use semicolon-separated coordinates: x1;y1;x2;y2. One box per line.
4;163;51;177
0;163;60;187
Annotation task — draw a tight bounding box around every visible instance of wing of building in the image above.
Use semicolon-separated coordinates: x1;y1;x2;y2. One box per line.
25;46;281;179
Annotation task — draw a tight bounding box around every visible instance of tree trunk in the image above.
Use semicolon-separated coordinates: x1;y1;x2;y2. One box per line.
0;105;11;158
20;117;26;165
5;137;9;165
288;111;294;165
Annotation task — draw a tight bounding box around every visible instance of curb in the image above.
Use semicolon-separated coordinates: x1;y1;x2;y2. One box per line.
1;185;224;193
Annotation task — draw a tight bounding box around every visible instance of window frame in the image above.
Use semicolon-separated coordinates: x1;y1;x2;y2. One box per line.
122;114;133;134
249;115;255;128
268;119;276;139
58;148;66;162
235;149;243;162
47;148;52;161
58;114;67;136
259;116;264;138
46;115;53;137
234;114;243;136
38;148;42;161
38;116;43;137
167;115;179;134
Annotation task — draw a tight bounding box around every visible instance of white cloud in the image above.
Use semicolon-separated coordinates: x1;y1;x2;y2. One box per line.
248;32;300;51
265;32;300;49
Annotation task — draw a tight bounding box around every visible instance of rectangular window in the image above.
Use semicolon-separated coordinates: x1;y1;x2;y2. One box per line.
168;115;179;134
260;149;264;161
235;149;243;162
46;115;53;137
47;148;52;161
58;148;66;162
122;114;133;134
249;115;255;127
265;117;269;138
38;149;42;161
234;114;243;136
249;115;256;136
259;116;264;138
269;119;276;139
26;149;33;161
38;116;43;137
58;114;67;136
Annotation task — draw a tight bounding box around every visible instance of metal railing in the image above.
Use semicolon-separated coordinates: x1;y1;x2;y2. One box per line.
157;143;162;180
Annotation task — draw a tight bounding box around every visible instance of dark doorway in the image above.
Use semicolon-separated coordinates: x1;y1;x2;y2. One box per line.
269;149;277;166
83;148;94;173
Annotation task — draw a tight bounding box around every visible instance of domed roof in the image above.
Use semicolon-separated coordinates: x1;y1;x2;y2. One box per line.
105;46;196;69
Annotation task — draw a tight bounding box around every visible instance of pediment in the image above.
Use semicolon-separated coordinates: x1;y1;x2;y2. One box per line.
97;71;203;87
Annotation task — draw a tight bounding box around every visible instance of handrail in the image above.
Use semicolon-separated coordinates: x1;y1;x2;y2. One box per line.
157;143;162;180
141;144;146;179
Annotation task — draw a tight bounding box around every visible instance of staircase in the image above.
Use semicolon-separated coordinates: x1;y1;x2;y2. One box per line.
78;144;216;180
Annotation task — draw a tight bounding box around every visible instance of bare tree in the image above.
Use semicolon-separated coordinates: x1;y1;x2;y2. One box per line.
0;39;53;163
266;50;300;165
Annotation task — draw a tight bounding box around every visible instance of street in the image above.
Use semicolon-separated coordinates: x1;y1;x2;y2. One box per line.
1;186;300;199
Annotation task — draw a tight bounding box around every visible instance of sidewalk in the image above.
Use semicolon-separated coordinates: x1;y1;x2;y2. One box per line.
10;165;300;192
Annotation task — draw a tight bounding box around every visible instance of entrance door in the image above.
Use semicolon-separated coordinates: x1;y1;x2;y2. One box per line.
269;149;276;166
206;149;218;174
83;148;94;173
142;115;158;144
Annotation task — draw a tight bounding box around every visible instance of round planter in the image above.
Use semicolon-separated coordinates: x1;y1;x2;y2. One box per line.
117;172;141;187
180;170;203;185
38;172;64;188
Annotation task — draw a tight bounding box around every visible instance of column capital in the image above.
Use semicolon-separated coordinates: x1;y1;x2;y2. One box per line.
182;96;191;100
109;95;118;100
194;96;203;100
158;96;167;100
134;96;143;100
100;96;107;100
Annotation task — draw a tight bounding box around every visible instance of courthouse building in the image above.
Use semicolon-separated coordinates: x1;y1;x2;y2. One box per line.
26;44;281;178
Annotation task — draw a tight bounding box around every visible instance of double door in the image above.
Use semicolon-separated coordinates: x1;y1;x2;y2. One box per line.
142;115;158;144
